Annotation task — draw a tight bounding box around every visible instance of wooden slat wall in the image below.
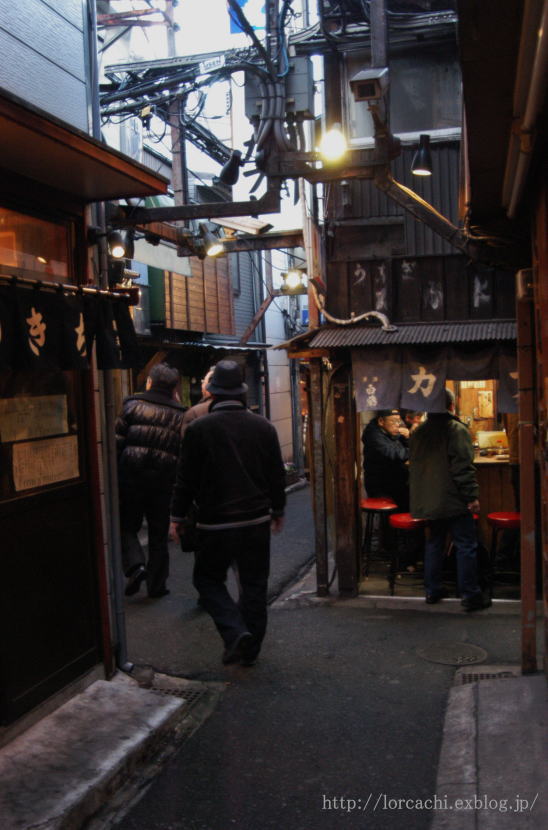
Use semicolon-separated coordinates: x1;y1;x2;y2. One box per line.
163;257;234;335
216;257;234;335
204;258;220;333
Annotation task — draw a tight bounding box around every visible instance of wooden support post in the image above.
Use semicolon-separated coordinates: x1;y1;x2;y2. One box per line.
333;365;358;597
308;360;329;596
516;274;537;673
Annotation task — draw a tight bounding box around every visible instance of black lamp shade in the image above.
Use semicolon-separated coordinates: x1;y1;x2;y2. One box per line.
411;134;432;176
219;150;242;186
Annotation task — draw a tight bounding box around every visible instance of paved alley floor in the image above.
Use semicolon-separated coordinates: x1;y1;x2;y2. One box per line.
117;600;535;830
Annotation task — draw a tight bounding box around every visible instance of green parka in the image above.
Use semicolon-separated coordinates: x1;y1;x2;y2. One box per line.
409;413;479;520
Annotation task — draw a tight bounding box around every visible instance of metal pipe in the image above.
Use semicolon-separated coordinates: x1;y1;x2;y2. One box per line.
88;0;131;672
506;1;548;217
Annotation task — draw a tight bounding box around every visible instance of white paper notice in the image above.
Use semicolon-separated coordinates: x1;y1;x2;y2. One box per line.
12;435;80;491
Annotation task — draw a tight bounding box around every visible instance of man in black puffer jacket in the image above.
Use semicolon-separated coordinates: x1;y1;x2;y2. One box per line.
116;363;186;598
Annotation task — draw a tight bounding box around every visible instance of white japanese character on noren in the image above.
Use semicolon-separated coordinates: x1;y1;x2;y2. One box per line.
362;375;379;408
408;365;436;398
75;313;86;356
26;307;46;356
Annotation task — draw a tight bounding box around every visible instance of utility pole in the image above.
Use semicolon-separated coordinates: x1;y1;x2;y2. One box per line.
165;0;189;215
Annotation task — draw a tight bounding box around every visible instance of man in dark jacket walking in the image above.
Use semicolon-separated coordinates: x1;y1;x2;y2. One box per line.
116;363;186;598
169;360;286;666
409;389;490;611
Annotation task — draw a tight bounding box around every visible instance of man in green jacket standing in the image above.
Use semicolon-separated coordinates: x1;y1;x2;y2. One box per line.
409;389;490;611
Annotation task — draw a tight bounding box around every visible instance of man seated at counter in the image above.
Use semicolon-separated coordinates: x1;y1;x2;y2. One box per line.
362;410;421;571
409;389;491;611
362;409;410;511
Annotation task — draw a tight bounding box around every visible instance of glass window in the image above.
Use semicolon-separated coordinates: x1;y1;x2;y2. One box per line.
0;207;70;282
345;48;462;144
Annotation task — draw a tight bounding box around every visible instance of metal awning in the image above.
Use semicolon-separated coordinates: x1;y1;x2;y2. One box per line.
307;320;516;349
0;90;168;201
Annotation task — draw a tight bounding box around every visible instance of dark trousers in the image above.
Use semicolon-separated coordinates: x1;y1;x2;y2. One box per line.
119;483;170;596
193;523;271;656
425;513;481;600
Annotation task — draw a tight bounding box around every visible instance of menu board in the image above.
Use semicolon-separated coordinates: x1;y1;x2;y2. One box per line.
0;395;68;442
12;435;79;491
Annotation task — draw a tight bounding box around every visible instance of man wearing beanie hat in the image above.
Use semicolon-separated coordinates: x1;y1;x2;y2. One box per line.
170;360;286;666
116;362;186;598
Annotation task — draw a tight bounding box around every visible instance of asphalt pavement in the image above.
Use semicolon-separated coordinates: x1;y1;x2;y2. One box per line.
118;600;543;830
123;483;315;678
0;484;545;830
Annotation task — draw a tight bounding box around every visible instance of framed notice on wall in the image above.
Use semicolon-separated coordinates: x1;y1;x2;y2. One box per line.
0;395;68;442
478;389;494;418
12;435;79;491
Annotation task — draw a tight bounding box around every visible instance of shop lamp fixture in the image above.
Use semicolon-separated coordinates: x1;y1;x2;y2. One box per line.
219;150;243;186
411;134;432;176
198;222;225;257
87;227;127;259
280;268;308;295
318;123;348;163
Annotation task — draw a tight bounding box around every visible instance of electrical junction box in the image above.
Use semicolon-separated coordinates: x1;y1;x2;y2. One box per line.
245;56;315;122
285;56;315;118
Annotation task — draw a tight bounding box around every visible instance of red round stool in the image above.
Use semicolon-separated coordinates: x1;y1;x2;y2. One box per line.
360;497;398;578
487;512;521;596
388;513;428;595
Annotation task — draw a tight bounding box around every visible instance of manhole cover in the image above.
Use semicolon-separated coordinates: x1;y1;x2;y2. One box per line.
416;642;487;666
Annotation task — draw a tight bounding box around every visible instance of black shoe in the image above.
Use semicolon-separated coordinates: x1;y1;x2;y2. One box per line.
125;565;147;596
222;631;253;665
461;592;492;612
425;588;449;604
240;637;259;667
149;588;170;598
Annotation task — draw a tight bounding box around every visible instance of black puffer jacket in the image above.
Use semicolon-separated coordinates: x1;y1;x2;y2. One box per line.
116;390;186;491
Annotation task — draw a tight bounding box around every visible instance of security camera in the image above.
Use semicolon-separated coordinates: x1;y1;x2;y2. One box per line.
349;67;389;102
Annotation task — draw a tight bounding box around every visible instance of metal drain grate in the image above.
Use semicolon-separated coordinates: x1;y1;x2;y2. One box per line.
455;667;520;685
150;686;208;707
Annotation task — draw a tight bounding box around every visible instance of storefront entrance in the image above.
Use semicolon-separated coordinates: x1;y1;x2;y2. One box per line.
0;368;101;724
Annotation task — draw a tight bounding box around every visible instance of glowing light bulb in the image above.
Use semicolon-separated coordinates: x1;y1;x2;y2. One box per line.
319;124;347;162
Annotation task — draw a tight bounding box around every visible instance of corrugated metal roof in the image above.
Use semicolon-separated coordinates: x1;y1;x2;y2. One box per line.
308;320;516;349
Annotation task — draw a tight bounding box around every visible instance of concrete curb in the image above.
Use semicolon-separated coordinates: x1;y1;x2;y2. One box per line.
432;673;547;829
277;588;523;615
0;673;188;830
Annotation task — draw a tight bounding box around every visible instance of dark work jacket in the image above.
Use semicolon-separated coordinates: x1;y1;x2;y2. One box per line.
116;390;186;491
362;418;409;507
409;413;479;520
170;400;286;528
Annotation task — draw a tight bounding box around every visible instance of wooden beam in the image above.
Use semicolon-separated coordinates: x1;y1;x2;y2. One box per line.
287;349;329;359
238;294;277;346
332;365;359;597
516;277;537;673
308;360;330;596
